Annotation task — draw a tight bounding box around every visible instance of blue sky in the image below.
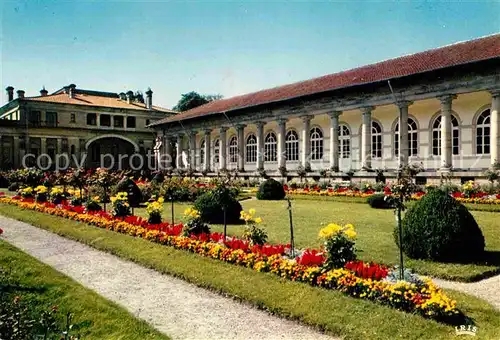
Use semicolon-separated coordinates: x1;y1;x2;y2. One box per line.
1;1;499;109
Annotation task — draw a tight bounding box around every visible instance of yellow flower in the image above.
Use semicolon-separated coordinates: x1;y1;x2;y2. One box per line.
255;217;263;224
158;197;164;204
319;223;342;239
249;208;256;216
343;228;357;240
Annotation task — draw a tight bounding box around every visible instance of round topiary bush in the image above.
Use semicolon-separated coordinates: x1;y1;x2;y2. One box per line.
367;194;392;209
194;190;243;224
113;177;143;207
256;178;286;200
395;190;485;262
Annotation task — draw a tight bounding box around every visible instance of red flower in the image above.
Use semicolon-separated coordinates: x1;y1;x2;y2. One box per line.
345;260;389;280
0;228;3;235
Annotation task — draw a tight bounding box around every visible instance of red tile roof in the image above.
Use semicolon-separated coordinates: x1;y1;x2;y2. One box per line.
23;92;176;113
154;34;500;125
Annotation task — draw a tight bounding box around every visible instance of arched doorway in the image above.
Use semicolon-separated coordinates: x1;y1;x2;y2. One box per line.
86;135;139;169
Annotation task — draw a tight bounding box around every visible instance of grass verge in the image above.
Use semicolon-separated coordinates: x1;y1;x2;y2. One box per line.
0;204;499;339
0;239;168;340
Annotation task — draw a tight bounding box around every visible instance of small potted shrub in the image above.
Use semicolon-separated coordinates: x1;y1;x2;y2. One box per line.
85;196;102;212
241;208;267;246
34;185;48;203
110;192;131;218
50;187;65;205
319;223;357;269
146;197;164;224
183;207;210;236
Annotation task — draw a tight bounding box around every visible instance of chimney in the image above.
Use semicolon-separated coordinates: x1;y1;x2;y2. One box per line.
5;86;14;102
68;84;76;99
40;86;48;96
126;90;134;104
119;92;126;100
146;88;153;110
17;90;25;99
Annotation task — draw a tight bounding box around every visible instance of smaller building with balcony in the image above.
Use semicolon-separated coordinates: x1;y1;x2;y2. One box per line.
0;84;176;170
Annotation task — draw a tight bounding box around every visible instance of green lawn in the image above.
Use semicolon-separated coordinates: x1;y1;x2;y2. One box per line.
0;240;168;340
0;204;499;340
133;199;500;282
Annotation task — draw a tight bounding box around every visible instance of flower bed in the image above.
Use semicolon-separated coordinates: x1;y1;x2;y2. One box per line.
0;196;462;324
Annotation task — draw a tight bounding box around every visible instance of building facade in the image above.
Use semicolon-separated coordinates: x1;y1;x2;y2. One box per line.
0;84;175;170
152;34;500;182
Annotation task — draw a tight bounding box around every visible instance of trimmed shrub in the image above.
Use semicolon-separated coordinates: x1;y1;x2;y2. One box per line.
194;190;243;224
113;177;143;207
367;194;392;209
395;190;485;262
256;178;286;200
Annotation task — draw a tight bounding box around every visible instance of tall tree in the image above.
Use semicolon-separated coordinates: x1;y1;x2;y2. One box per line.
173;91;223;112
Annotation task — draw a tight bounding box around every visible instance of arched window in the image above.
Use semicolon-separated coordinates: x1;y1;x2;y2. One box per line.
285;130;299;161
246;134;257;163
264;132;277;162
372;121;382;159
200;140;205;165
310;127;323;160
476;109;490;155
432;115;460;156
338;125;350;158
394;118;418;157
213;139;220;163
229;136;238;163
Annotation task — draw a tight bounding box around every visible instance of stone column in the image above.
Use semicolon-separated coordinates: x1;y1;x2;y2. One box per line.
189;131;196;170
439;95;456;170
277;118;287;169
203;129;211;172
301;115;312;170
40;138;47;167
360;107;373;170
490;91;500;167
56;138;62;155
329;111;341;171
255;121;265;171
176;134;184;169
397;101;411;168
236;124;246;172
40;138;47;155
14;136;21;168
219;127;227;171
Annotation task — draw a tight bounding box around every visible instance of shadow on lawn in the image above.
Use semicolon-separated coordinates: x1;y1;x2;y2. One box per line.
451;250;500;282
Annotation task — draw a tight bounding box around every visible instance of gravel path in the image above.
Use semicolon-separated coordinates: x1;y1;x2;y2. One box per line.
0;216;337;340
432;275;500;311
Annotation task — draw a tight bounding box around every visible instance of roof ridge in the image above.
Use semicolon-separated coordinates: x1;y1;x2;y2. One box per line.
207;33;500;101
151;33;499;125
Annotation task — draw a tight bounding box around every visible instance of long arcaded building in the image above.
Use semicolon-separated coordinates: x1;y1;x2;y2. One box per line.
151;34;500;182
